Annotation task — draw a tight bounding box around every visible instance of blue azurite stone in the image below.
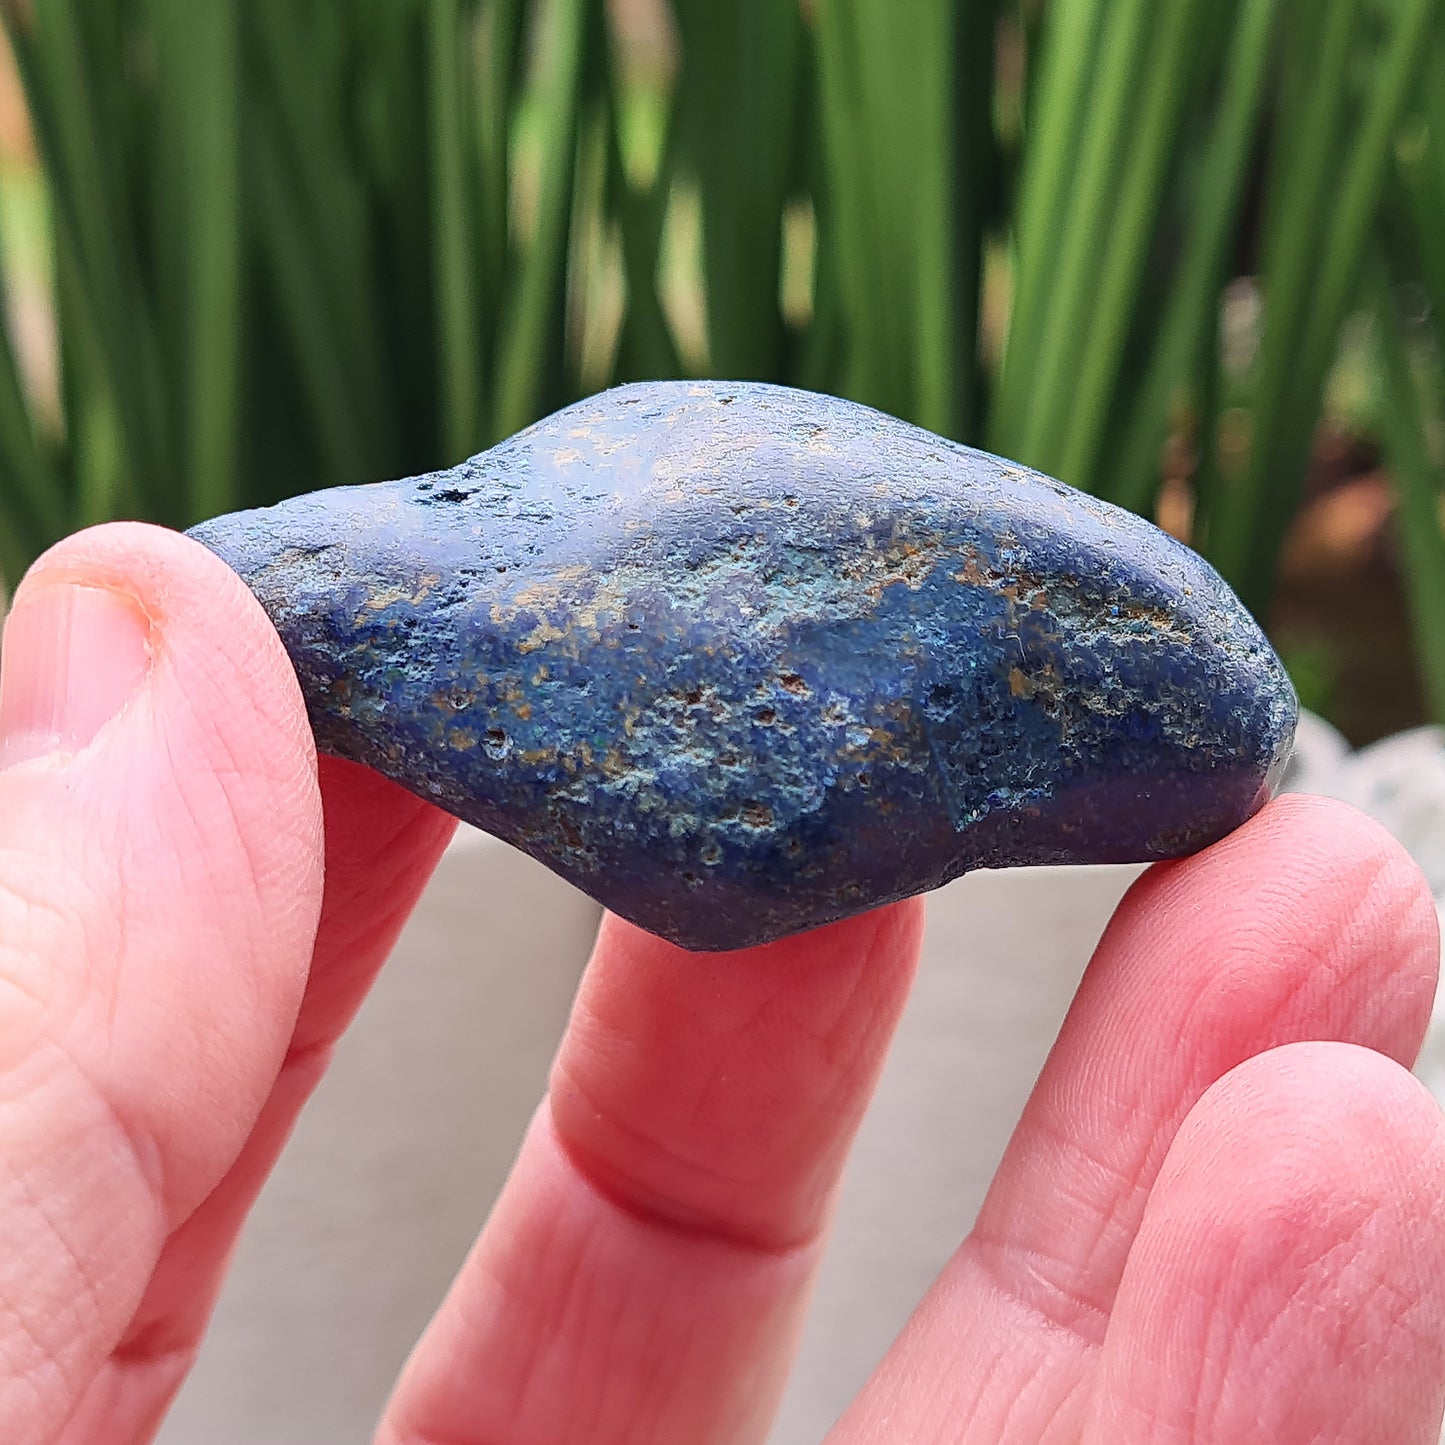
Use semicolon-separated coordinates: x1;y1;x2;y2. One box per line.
190;381;1297;950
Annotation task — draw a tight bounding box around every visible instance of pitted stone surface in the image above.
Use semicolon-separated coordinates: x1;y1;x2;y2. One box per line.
190;381;1297;949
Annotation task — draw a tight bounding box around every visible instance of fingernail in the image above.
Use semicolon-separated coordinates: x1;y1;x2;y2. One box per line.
0;582;152;767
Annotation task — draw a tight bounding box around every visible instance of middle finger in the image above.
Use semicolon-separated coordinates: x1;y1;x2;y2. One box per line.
380;898;924;1445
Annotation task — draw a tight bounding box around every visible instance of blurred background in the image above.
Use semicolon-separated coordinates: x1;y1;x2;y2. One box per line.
0;0;1440;745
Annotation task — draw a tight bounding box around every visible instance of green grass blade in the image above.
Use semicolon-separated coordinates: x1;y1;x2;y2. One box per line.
1209;0;1440;608
1201;0;1359;594
1013;0;1156;475
1106;0;1281;515
152;0;243;521
672;0;804;381
811;1;882;405
0;285;62;546
0;503;33;588
812;1;890;407
949;0;1000;444
1372;260;1445;722
0;171;64;549
348;5;440;469
54;237;126;527
562;91;616;395
1396;126;1445;364
7;1;170;516
1416;31;1445;349
429;0;484;459
605;48;682;381
1294;0;1441;416
247;0;394;467
247;101;373;485
490;0;590;438
1055;0;1215;492
796;144;844;396
813;0;968;432
476;0;529;343
991;0;1104;456
904;0;983;440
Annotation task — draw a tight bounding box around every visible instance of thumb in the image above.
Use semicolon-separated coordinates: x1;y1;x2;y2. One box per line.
0;522;325;1441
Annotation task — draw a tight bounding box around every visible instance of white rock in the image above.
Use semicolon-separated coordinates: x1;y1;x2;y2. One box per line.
1280;708;1352;798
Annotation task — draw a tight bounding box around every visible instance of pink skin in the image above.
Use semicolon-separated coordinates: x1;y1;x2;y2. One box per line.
0;522;1442;1445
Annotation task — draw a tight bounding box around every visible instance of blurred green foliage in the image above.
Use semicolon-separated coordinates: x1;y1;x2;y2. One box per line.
0;0;1443;713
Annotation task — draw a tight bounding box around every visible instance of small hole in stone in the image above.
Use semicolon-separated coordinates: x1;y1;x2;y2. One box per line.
756;708;778;726
857;771;872;788
683;688;703;705
486;728;507;746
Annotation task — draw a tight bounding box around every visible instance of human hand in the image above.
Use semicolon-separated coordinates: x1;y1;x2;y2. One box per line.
2;523;1443;1445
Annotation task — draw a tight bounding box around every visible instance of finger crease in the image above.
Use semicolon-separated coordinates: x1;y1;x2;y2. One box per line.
548;1113;824;1263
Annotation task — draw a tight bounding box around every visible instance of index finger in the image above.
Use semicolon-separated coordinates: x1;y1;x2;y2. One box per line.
380;899;924;1445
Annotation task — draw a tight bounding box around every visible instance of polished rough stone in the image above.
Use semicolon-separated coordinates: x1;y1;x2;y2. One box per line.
189;381;1298;949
